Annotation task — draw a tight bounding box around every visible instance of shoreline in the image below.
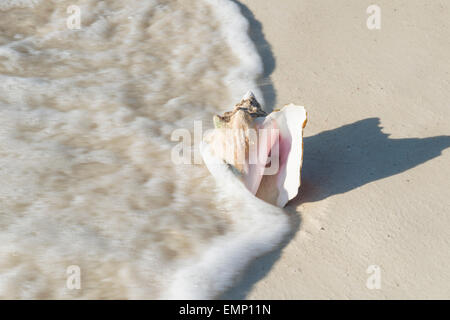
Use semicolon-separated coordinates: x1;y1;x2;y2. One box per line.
225;0;450;299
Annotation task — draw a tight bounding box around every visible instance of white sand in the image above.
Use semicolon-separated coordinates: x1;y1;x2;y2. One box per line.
224;0;450;299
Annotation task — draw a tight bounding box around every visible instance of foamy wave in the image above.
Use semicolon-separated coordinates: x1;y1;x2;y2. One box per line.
0;0;289;299
205;0;264;105
0;0;41;11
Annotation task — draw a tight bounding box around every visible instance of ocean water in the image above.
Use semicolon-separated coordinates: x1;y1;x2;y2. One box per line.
0;0;289;299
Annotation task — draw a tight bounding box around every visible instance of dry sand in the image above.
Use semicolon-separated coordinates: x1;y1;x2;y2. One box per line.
223;0;450;299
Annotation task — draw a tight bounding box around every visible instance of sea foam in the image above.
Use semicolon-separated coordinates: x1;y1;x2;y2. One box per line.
0;0;289;299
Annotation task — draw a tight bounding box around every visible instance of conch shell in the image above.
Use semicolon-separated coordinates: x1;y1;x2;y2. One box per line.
201;91;307;207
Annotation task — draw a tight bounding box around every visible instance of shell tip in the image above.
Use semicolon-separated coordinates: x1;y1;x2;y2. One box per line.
242;91;255;100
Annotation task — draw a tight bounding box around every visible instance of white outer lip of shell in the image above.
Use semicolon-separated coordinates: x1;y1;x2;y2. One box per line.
264;103;307;207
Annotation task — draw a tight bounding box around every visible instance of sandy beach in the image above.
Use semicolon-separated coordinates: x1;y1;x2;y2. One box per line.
0;0;448;300
223;0;450;299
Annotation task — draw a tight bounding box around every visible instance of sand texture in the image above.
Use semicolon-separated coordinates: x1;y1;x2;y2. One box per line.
223;0;450;299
